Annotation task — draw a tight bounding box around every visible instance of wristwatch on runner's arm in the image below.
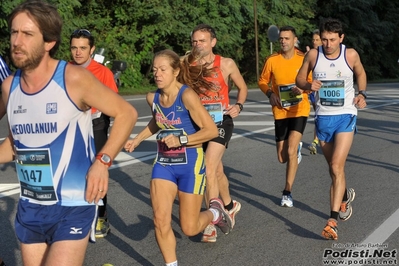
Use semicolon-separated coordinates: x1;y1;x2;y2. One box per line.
235;103;243;113
357;90;367;99
96;153;112;167
266;90;273;99
179;135;188;146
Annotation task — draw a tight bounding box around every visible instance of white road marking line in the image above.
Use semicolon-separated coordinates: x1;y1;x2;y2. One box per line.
0;183;20;198
342;208;399;265
361;207;399;245
1;99;399;260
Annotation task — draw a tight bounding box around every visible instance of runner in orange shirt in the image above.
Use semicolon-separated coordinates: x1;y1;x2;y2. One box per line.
259;26;311;208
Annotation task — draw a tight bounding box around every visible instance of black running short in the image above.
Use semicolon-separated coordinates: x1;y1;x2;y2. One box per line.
274;116;307;142
203;115;234;151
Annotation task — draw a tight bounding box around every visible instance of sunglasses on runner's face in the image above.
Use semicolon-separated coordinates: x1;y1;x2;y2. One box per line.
71;29;91;37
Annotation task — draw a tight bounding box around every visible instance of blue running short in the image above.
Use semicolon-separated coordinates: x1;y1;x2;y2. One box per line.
152;147;206;195
15;199;97;244
315;114;357;143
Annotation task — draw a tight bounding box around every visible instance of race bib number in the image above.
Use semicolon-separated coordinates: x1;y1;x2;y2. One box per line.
204;103;223;125
319;80;345;107
278;84;303;107
156;129;187;164
15;148;57;203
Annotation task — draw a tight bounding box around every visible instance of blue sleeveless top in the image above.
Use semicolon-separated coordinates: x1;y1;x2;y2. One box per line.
152;85;199;135
7;60;96;206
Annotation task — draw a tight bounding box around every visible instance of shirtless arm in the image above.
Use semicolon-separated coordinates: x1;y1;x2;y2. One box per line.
0;76;15;163
347;48;367;108
0;134;14;163
225;58;247;103
296;49;322;91
180;88;218;146
0;92;5;120
348;49;367;91
66;65;138;203
66;65;137;160
124;92;160;152
222;58;247;117
155;88;218;149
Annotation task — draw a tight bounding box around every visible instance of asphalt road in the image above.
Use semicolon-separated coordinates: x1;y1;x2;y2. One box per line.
0;84;398;266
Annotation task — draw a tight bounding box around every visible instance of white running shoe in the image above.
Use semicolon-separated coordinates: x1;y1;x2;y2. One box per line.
297;141;303;164
281;194;293;207
339;188;355;221
209;198;233;234
201;223;217;243
228;200;241;229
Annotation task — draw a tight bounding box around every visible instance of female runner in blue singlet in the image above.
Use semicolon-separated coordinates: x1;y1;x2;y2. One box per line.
124;49;233;266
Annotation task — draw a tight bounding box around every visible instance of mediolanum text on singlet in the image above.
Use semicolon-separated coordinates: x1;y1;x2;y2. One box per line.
11;122;57;135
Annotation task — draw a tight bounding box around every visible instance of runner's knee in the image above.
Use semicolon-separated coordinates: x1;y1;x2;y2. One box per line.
180;221;200;236
153;211;172;232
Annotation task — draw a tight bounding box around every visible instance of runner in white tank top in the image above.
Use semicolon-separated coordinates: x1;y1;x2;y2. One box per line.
313;43;357;116
296;18;367;241
0;2;137;264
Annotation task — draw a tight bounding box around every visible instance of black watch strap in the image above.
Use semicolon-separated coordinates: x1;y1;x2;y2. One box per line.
266;90;273;98
235;103;243;113
358;90;367;99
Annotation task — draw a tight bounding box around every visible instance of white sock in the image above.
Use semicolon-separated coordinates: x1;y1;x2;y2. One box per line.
166;261;178;266
209;208;220;223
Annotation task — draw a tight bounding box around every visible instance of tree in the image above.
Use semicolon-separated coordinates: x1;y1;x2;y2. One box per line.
0;0;397;92
315;0;399;80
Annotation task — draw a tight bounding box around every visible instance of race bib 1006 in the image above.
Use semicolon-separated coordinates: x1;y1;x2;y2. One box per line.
319;80;345;107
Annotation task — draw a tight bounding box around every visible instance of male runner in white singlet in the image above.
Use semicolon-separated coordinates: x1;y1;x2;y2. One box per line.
0;1;137;265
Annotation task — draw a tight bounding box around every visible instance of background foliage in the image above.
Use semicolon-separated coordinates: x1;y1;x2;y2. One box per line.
1;0;398;93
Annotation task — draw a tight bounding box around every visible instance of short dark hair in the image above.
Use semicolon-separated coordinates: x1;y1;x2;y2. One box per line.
70;29;95;48
279;26;297;37
312;29;320;36
8;0;62;58
319;18;343;37
191;24;217;39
